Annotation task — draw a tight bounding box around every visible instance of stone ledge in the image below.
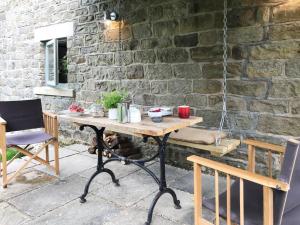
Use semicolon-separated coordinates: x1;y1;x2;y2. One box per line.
34;86;75;98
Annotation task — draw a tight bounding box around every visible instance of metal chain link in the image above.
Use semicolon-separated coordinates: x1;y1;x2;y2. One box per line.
117;0;122;88
216;0;232;145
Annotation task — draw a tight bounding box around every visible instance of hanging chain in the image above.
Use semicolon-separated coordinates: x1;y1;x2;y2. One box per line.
117;0;122;70
116;0;123;90
216;0;232;145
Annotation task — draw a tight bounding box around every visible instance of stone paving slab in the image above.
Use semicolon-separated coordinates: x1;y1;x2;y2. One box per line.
1;144;224;225
0;169;56;201
135;188;194;225
78;161;142;186
93;171;158;208
144;162;190;183
35;153;96;178
0;202;30;225
79;150;99;159
4;158;37;175
23;197;121;225
170;172;228;199
8;175;92;217
103;206;182;225
64;144;89;153
36;146;78;162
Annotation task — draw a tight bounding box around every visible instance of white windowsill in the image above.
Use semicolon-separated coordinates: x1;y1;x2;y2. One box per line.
34;86;75;98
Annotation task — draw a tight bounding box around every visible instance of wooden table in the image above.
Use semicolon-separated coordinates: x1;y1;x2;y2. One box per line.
59;115;202;225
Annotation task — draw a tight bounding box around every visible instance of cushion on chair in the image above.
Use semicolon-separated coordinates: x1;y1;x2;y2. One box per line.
282;205;300;225
203;180;264;225
6;131;53;145
203;140;300;225
169;127;226;145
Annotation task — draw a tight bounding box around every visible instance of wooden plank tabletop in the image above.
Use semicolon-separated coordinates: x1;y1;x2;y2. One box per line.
58;114;203;137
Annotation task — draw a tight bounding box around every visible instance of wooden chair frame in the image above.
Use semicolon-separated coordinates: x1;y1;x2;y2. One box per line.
0;111;59;188
188;139;292;225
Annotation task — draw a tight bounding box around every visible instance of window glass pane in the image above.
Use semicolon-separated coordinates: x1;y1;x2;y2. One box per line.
47;43;55;83
45;39;58;86
58;38;68;83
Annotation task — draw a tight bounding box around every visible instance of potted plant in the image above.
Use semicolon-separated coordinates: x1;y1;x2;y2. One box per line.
101;91;127;120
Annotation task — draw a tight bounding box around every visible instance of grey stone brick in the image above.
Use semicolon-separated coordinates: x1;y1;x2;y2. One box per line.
145;64;173;80
126;64;144;79
157;48;189;63
168;79;192;94
173;63;201;79
134;50;156;64
132;23;152;39
153;20;179;37
174;33;198;47
193;80;222;94
191;45;223;62
228;80;268;97
150;80;168;94
180;14;214;33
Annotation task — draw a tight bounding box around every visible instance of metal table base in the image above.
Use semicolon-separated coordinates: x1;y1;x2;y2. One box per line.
78;125;181;225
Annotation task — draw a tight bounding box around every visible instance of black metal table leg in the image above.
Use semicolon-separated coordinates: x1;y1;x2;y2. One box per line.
79;125;119;203
76;124;181;225
144;133;181;225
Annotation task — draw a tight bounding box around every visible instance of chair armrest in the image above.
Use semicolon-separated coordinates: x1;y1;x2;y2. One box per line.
43;112;58;138
43;111;57;119
0;117;7;125
187;155;289;191
244;139;285;154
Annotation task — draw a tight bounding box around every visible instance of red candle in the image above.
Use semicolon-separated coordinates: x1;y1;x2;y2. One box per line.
178;105;190;119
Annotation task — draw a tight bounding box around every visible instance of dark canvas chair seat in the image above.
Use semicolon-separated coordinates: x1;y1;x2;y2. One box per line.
0;99;59;188
204;180;264;225
203;140;300;225
281;205;300;225
6;131;53;145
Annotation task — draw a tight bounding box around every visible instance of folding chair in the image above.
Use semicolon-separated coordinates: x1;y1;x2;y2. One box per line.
0;99;59;188
188;139;300;225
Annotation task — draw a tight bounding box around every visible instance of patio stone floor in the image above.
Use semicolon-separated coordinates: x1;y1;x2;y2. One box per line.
0;144;227;225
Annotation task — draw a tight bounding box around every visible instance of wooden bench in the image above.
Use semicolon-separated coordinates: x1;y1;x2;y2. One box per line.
168;127;240;157
115;127;240;157
168;138;240;157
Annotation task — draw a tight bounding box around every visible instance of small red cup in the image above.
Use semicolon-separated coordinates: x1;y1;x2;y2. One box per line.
178;105;190;119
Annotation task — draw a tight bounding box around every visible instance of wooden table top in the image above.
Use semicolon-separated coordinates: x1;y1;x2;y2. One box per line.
58;114;203;137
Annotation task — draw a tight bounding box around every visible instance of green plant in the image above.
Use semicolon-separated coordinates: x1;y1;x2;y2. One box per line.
101;91;128;109
0;148;24;162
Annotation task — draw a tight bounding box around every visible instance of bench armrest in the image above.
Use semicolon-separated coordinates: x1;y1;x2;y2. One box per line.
187;155;289;191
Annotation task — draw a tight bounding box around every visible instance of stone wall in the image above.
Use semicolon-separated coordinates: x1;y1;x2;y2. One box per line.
0;0;300;170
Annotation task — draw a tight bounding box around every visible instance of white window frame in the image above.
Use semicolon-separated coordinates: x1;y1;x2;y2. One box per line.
45;39;58;86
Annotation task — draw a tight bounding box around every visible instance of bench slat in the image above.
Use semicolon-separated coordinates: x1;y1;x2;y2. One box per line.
168;138;240;157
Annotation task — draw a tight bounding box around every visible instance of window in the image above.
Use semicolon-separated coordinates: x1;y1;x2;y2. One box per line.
45;38;68;86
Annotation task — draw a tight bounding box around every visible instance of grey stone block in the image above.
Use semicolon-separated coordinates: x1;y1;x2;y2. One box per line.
135;189;194;225
0;169;55;201
23;197;121;225
8;175;93;217
0;202;30;225
35;154;96;178
94;172;157;207
78;161;141;185
174;33;199;47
